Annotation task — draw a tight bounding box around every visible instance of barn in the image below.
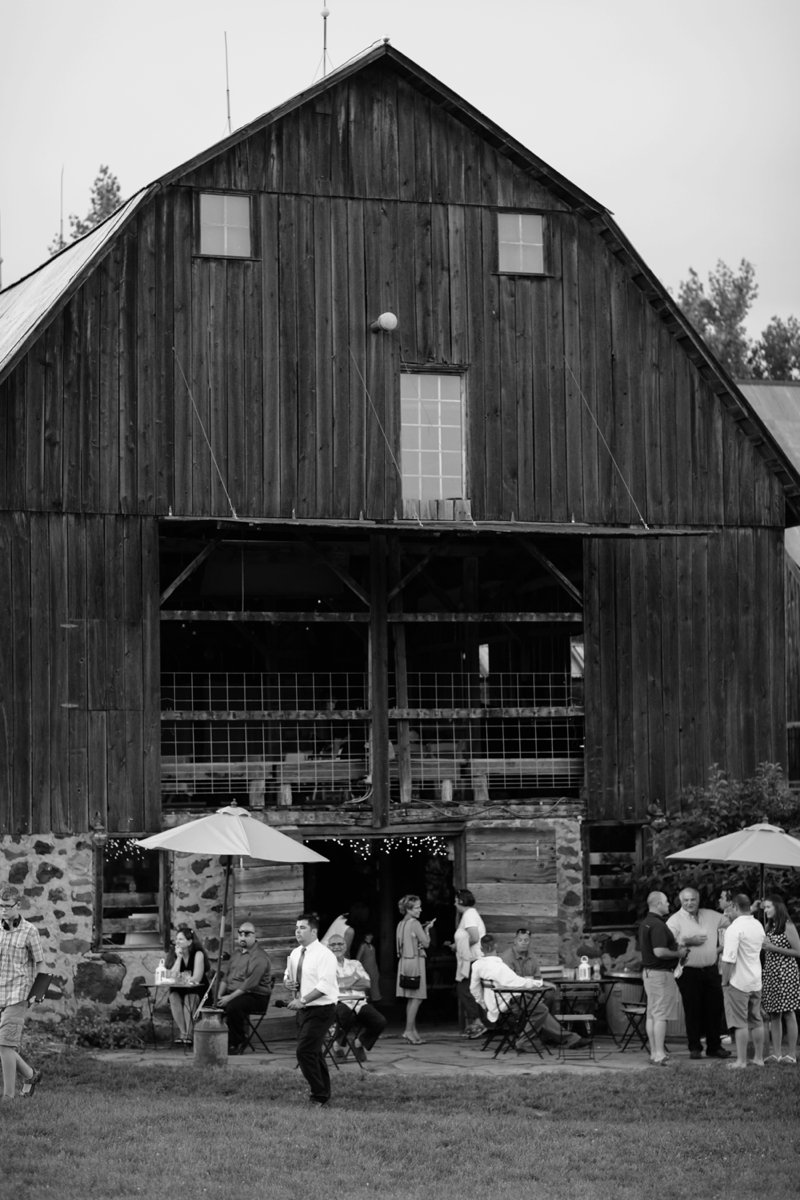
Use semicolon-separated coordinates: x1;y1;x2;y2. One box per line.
1;42;797;1020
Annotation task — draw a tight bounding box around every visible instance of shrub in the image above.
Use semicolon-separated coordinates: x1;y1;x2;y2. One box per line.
60;1005;146;1049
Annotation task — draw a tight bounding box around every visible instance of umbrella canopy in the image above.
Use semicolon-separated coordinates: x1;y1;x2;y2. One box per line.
666;822;800;869
666;821;800;897
136;804;328;1008
137;803;328;863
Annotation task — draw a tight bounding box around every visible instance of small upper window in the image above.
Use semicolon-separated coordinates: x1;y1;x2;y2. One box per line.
497;212;544;274
199;193;252;257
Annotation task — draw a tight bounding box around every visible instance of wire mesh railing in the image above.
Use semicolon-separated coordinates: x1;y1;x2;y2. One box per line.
160;672;584;801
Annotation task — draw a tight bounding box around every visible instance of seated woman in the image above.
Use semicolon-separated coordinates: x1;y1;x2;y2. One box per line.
166;925;210;1043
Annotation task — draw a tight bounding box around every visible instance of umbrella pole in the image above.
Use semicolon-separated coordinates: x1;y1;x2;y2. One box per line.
212;856;233;1006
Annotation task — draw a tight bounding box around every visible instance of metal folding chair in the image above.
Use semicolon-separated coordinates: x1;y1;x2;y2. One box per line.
619;1002;648;1051
241;1003;272;1054
322;1012;365;1070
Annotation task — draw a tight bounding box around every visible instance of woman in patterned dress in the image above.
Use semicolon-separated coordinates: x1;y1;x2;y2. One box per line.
761;895;800;1064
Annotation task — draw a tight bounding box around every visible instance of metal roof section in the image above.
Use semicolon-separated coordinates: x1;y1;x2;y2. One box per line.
0;188;151;379
739;382;800;476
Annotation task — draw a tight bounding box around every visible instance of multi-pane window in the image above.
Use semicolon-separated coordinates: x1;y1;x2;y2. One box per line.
401;373;465;501
497;212;544;274
199;193;252;257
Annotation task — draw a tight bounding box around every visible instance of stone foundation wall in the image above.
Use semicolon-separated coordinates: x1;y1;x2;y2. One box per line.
0;833;228;1026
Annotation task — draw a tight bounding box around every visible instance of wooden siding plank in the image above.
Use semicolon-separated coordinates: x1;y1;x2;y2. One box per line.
241;257;263;515
154;191;175;512
576;219;599;524
329;199;352;519
172;189;193;514
627;541;649;805
692;532;711;785
42;322;64;509
61;294;82;511
531;269;551;520
118;234;138;514
615;540;634;804
136;209;156;514
562;216;584;521
314;198;334;514
296;197;317;515
141;518;162;829
607;266;632;524
9;514;32;834
413;203;434;363
261;194;281;514
463;206;486;516
278;197;300;517
547;215;567;522
658;537;682;805
208;260;229;516
80;275;101;512
66;514;89;832
346;200;367;516
225;261;246;513
481;211;501;516
29;516;51;830
499;274;518;517
48;516;69;832
411;89;432;203
515;279;535;520
644;537;666;806
0;519;16;832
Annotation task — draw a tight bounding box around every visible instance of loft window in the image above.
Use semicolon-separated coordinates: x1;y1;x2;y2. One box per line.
97;836;165;949
497;212;544;274
401;373;465;502
199;192;252;257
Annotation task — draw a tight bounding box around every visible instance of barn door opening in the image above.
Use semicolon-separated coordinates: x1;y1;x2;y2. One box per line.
303;834;459;1015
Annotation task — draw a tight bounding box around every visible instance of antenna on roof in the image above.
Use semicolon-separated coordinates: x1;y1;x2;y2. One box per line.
312;5;334;81
59;165;64;249
224;32;232;134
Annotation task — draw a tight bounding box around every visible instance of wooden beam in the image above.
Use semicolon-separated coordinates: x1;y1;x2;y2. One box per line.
304;538;371;607
370;534;390;828
161;610;583;623
160;540;220;606
520;540;582;606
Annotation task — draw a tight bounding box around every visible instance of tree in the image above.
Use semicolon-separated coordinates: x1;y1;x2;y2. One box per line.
676;259;757;378
677;258;800;381
748;315;800;381
49;165;122;256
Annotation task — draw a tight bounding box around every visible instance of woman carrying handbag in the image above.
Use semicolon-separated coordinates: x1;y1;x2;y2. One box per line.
395;895;434;1045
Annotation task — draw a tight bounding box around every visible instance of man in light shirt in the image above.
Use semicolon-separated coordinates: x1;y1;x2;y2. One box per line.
666;887;729;1060
720;893;767;1070
470;934;589;1049
284;912;339;1105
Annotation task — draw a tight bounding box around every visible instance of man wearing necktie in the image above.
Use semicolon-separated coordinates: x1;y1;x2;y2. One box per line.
285;912;339;1105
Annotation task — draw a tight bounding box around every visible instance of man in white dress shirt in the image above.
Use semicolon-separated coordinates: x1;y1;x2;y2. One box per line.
666;887;730;1060
284;912;339;1105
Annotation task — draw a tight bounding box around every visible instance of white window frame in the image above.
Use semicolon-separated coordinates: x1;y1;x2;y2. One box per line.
400;373;466;503
497;212;545;274
199;192;252;258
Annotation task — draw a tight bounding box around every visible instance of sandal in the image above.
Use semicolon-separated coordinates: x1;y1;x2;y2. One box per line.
21;1068;42;1098
764;1054;780;1063
780;1055;797;1064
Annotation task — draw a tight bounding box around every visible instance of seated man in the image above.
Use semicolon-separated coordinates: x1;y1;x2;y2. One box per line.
216;920;273;1054
470;934;589;1049
500;927;557;1013
327;933;386;1062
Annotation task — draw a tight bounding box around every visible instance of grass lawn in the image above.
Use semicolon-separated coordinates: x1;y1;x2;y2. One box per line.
3;1050;799;1200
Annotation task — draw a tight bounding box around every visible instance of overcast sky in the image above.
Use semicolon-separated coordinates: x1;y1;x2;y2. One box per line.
1;0;798;336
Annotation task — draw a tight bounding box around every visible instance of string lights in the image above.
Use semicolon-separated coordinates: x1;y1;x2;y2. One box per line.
319;835;449;861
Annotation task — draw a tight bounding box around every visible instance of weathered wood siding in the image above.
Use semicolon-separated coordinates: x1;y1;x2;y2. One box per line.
0;512;160;836
466;823;558;962
0;66;785;528
583;529;787;821
233;859;304;982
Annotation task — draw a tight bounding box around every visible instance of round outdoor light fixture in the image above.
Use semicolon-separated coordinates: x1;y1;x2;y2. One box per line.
370;311;398;333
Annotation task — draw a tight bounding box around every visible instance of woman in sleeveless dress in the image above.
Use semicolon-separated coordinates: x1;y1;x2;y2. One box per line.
761;895;800;1064
395;894;434;1045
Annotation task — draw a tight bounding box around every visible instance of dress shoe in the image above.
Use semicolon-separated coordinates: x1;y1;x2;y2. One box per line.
689;1050;704;1059
706;1047;731;1059
353;1044;367;1063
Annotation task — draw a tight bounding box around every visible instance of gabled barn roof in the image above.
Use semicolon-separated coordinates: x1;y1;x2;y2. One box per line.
2;41;799;519
0;187;152;376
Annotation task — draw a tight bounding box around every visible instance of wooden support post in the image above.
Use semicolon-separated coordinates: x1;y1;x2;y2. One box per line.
370;534;390;827
390;540;413;806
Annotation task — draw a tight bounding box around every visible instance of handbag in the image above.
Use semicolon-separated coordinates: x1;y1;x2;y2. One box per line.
397;916;422;990
399;969;421;991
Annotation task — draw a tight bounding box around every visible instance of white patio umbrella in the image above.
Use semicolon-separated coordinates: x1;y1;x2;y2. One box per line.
137;802;328;1003
666;821;800;898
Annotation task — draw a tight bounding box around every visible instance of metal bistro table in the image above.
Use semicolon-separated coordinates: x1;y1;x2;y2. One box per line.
481;987;552;1059
143;980;199;1047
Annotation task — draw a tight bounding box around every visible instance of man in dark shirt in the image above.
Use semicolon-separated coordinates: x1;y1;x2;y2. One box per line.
217;920;272;1054
501;928;558;1015
639;892;687;1065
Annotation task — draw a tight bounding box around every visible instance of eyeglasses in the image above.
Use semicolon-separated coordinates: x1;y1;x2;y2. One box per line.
238;929;255;936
